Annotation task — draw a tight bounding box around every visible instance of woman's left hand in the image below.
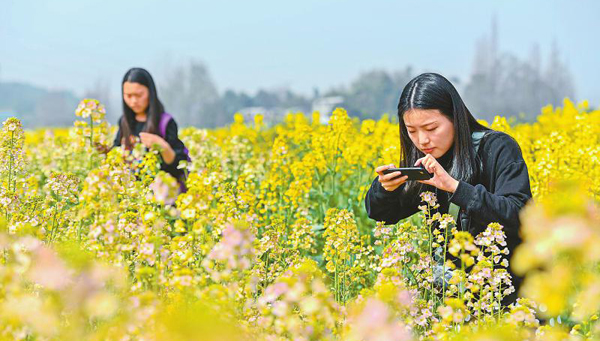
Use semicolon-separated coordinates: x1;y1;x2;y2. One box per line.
139;132;176;164
139;132;167;150
415;154;460;193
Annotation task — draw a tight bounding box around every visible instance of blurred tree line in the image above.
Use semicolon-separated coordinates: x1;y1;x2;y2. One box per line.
0;82;80;127
0;20;577;128
462;18;575;122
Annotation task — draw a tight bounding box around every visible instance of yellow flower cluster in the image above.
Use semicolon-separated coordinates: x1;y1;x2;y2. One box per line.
74;98;110;147
513;180;600;336
0;98;598;340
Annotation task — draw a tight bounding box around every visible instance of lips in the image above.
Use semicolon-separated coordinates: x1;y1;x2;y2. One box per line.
422;148;435;154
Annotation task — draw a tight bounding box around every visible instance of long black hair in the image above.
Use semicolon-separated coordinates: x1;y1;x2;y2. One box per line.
397;73;489;196
120;67;165;150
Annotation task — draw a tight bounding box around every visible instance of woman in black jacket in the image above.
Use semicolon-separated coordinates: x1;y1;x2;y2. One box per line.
113;67;190;190
365;73;532;304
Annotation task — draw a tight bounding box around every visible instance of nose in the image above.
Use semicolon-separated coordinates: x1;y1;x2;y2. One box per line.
418;132;430;146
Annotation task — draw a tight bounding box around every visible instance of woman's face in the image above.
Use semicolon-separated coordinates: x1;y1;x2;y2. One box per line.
403;108;455;158
123;82;149;115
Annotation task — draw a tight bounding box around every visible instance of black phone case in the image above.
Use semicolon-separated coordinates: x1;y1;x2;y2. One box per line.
382;167;432;180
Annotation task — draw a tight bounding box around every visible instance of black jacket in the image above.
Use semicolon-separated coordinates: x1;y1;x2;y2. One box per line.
365;131;532;301
113;117;188;180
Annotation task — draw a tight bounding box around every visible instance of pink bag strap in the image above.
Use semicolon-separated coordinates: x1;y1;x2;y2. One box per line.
158;112;173;138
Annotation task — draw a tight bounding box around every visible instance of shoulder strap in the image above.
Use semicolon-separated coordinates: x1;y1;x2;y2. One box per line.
159;112;173;138
472;130;488;154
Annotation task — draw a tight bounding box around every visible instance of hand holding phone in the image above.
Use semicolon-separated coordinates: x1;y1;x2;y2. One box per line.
382;166;433;181
375;164;408;192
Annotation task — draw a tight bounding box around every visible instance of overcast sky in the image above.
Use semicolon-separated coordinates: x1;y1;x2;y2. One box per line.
1;0;599;104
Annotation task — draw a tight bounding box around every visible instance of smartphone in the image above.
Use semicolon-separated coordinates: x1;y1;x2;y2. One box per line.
381;167;432;180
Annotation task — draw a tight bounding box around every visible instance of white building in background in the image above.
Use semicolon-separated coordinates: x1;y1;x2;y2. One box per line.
238;107;277;123
311;96;344;124
238;106;309;125
238;96;346;126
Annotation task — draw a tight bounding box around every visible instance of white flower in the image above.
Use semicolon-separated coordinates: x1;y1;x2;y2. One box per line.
182;208;196;219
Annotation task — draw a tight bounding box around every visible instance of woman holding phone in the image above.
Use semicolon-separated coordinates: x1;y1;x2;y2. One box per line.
364;73;532;304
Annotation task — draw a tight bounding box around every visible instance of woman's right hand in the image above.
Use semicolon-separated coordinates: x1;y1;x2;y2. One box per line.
375;164;409;192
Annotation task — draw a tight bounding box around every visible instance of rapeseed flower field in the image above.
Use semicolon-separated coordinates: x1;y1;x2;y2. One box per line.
0;98;599;340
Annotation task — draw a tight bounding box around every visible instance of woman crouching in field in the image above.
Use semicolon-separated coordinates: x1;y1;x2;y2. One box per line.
365;73;532;305
113;67;190;192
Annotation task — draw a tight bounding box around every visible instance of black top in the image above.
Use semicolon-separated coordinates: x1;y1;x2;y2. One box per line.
365;131;532;302
113;116;187;179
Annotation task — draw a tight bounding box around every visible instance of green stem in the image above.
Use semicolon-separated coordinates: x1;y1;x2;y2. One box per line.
460;256;465;302
330;132;341;206
314;170;327;222
426;206;435;306
8;130;14;193
77;219;83;242
5;131;15;222
477;295;482;326
89;117;94;170
442;220;449;302
493;251;503;321
264;252;270;288
489;252;495;318
497;281;503;321
49;209;58;242
334;260;338;302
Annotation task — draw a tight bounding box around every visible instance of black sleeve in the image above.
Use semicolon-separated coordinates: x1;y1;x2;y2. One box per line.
161;119;188;177
449;135;532;239
113;117;122;147
364;177;421;225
